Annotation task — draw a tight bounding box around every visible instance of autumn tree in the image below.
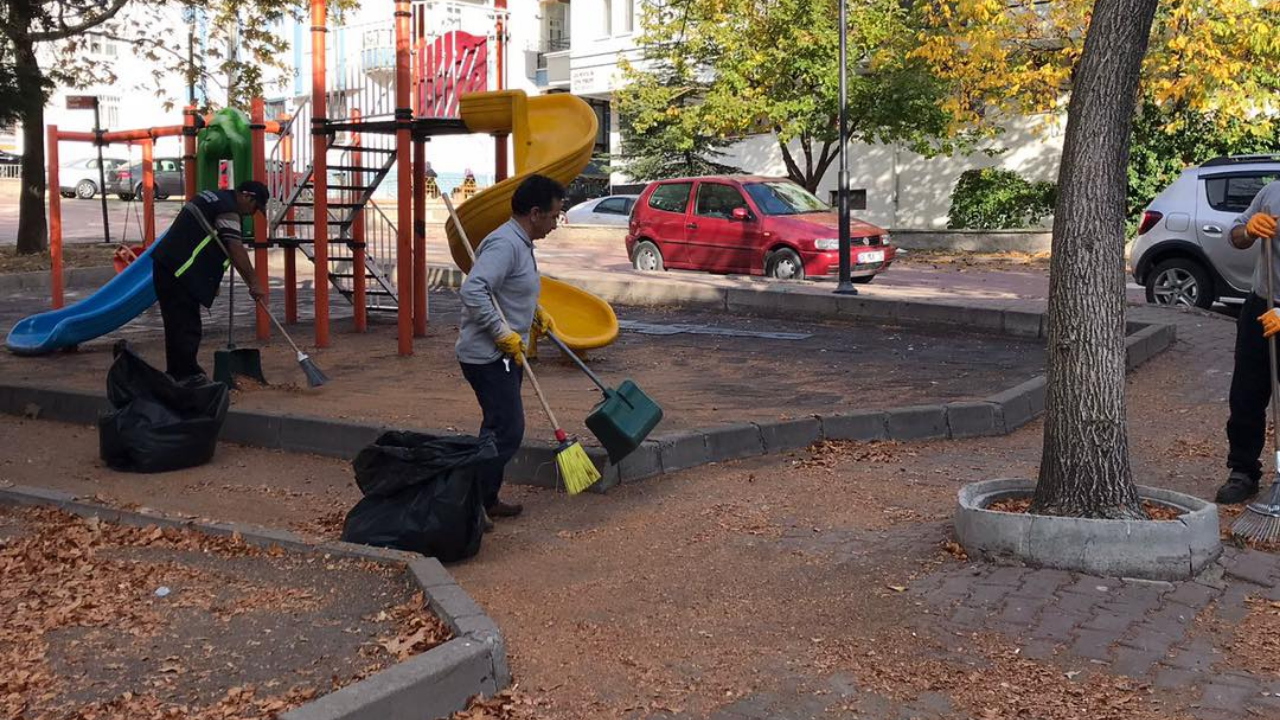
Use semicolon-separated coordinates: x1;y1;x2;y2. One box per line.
1;0;330;255
617;0;960;191
916;0;1280;518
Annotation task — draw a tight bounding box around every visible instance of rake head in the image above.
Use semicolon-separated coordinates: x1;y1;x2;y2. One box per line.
1231;481;1280;543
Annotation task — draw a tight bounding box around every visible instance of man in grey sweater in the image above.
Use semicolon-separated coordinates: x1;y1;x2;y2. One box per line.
457;174;564;522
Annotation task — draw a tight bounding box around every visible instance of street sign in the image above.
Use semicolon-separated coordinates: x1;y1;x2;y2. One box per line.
65;95;97;110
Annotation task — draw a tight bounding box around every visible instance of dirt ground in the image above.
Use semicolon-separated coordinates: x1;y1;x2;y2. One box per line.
0;244;120;273
0;291;1044;440
0;504;449;719
0;303;1246;719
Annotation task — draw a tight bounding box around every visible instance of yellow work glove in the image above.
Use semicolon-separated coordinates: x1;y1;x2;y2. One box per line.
1261;308;1280;339
532;306;556;337
495;331;525;365
1247;213;1277;240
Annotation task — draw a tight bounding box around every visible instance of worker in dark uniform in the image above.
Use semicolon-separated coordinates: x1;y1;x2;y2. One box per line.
150;181;269;380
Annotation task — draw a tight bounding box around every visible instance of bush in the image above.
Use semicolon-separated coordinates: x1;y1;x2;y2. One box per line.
947;168;1057;230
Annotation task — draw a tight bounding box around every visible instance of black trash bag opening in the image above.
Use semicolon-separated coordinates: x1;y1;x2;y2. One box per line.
98;342;230;474
342;431;497;563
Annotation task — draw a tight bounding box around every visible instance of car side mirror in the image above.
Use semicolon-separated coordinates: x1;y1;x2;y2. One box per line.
731;207;750;221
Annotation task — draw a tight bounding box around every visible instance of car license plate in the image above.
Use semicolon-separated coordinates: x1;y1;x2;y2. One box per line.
859;251;885;264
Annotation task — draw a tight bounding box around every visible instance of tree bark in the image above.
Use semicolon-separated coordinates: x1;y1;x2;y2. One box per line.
1031;0;1160;519
11;0;47;256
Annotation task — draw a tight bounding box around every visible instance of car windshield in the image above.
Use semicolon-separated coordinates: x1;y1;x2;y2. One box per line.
744;182;829;215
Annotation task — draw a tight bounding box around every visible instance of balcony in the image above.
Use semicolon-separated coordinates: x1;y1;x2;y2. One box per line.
533;37;571;88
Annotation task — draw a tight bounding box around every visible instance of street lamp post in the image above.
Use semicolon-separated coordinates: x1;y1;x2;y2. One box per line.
834;0;857;295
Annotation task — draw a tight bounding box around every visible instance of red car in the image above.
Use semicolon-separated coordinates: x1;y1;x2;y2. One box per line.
626;176;894;282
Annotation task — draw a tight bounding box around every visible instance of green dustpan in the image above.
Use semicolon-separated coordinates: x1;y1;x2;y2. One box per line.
213;271;267;388
544;331;662;464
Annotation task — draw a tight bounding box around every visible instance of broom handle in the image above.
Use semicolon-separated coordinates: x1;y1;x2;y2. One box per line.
443;194;566;438
185;204;308;358
1264;205;1280;470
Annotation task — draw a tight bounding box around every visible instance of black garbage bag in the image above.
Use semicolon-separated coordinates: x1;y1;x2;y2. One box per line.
98;342;230;473
341;431;497;563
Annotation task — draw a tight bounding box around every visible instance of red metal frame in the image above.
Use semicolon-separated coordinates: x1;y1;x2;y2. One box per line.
419;31;488;119
311;0;331;348
494;0;508;181
281;112;299;325
251;98;271;340
395;0;413;355
46;125;63;309
351;108;368;333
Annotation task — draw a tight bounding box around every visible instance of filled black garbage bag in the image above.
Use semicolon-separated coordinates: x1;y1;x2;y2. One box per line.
98;342;230;473
342;431;497;563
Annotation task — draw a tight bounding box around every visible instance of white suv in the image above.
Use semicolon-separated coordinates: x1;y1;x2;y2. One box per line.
1131;155;1280;309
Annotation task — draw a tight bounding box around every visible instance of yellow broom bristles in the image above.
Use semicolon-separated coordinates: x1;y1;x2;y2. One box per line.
557;440;601;495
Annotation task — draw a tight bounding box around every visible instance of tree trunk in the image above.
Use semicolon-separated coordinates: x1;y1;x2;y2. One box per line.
12;11;48;255
1031;0;1160;519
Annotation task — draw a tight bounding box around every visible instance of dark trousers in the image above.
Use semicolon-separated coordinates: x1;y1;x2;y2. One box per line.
1228;294;1280;481
153;269;205;380
460;358;525;508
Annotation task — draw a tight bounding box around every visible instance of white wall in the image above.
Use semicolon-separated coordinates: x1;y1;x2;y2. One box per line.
569;0;642;97
718;114;1065;230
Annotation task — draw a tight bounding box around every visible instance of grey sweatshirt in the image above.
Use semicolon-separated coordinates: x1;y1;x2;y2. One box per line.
456;219;541;365
1234;181;1280;301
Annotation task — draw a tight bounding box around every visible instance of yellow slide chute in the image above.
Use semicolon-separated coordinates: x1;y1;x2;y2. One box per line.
449;90;619;352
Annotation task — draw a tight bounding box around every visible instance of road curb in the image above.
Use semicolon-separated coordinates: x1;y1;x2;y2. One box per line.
0;265;116;296
0;483;507;719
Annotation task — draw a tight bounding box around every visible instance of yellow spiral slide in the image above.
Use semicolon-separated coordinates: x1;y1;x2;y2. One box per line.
448;90;619;351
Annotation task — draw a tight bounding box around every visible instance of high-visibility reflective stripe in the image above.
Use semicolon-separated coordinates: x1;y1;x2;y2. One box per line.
174;234;214;278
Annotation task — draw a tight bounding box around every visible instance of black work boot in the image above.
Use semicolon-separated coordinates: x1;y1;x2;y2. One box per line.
1216;471;1260;505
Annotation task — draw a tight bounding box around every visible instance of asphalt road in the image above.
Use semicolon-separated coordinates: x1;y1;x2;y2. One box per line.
0;180;181;245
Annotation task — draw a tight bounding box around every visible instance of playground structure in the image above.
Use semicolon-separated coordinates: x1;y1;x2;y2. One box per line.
7;0;619;358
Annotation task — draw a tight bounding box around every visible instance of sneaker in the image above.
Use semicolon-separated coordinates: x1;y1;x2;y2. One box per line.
1216;471;1260;505
480;508;495;534
486;500;524;518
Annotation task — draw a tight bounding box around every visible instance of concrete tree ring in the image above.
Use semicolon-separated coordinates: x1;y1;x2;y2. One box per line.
955;478;1221;581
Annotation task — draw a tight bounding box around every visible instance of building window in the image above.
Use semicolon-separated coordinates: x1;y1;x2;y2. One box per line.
100;95;120;128
87;37;118;57
621;0;634;33
602;0;613;37
589;99;610;153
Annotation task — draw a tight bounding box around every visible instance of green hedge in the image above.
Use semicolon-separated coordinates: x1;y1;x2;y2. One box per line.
948;168;1057;230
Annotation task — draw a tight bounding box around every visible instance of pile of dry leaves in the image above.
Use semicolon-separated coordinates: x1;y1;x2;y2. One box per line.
0;506;449;719
793;440;908;472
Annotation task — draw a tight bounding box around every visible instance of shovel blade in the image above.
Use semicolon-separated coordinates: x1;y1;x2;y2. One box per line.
213;348;268;387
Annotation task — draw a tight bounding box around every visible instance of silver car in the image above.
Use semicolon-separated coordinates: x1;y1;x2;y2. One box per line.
564;194;638;227
1132;155;1280;309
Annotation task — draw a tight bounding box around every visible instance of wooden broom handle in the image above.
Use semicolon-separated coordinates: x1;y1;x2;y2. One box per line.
442;194;564;438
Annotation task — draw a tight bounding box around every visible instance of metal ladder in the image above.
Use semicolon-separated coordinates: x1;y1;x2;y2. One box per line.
265;135;401;310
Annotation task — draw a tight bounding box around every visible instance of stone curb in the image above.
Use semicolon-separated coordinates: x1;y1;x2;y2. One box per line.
0;483;506;720
0;317;1176;490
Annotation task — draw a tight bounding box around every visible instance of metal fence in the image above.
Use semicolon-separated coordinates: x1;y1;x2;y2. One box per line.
0;165;21;180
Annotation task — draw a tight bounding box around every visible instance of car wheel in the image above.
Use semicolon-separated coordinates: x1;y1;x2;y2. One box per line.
60;191;75;199
851;275;874;285
1145;257;1214;309
767;248;805;281
632;241;664;272
75;180;96;199
117;193;133;201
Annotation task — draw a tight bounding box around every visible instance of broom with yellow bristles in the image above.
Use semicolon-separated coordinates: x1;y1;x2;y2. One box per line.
443;194;601;495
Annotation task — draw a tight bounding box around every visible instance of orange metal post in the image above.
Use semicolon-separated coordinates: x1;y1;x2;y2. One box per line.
142;140;156;247
282;115;298;324
311;0;330;347
183;105;198;200
47;126;64;309
413;137;427;337
494;0;509;181
251;98;271;339
394;0;413;355
351;109;367;332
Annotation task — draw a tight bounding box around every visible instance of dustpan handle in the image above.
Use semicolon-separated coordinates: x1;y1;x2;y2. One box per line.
540;326;610;394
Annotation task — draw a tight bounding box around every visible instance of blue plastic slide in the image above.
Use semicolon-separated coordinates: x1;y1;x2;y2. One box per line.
5;233;167;355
